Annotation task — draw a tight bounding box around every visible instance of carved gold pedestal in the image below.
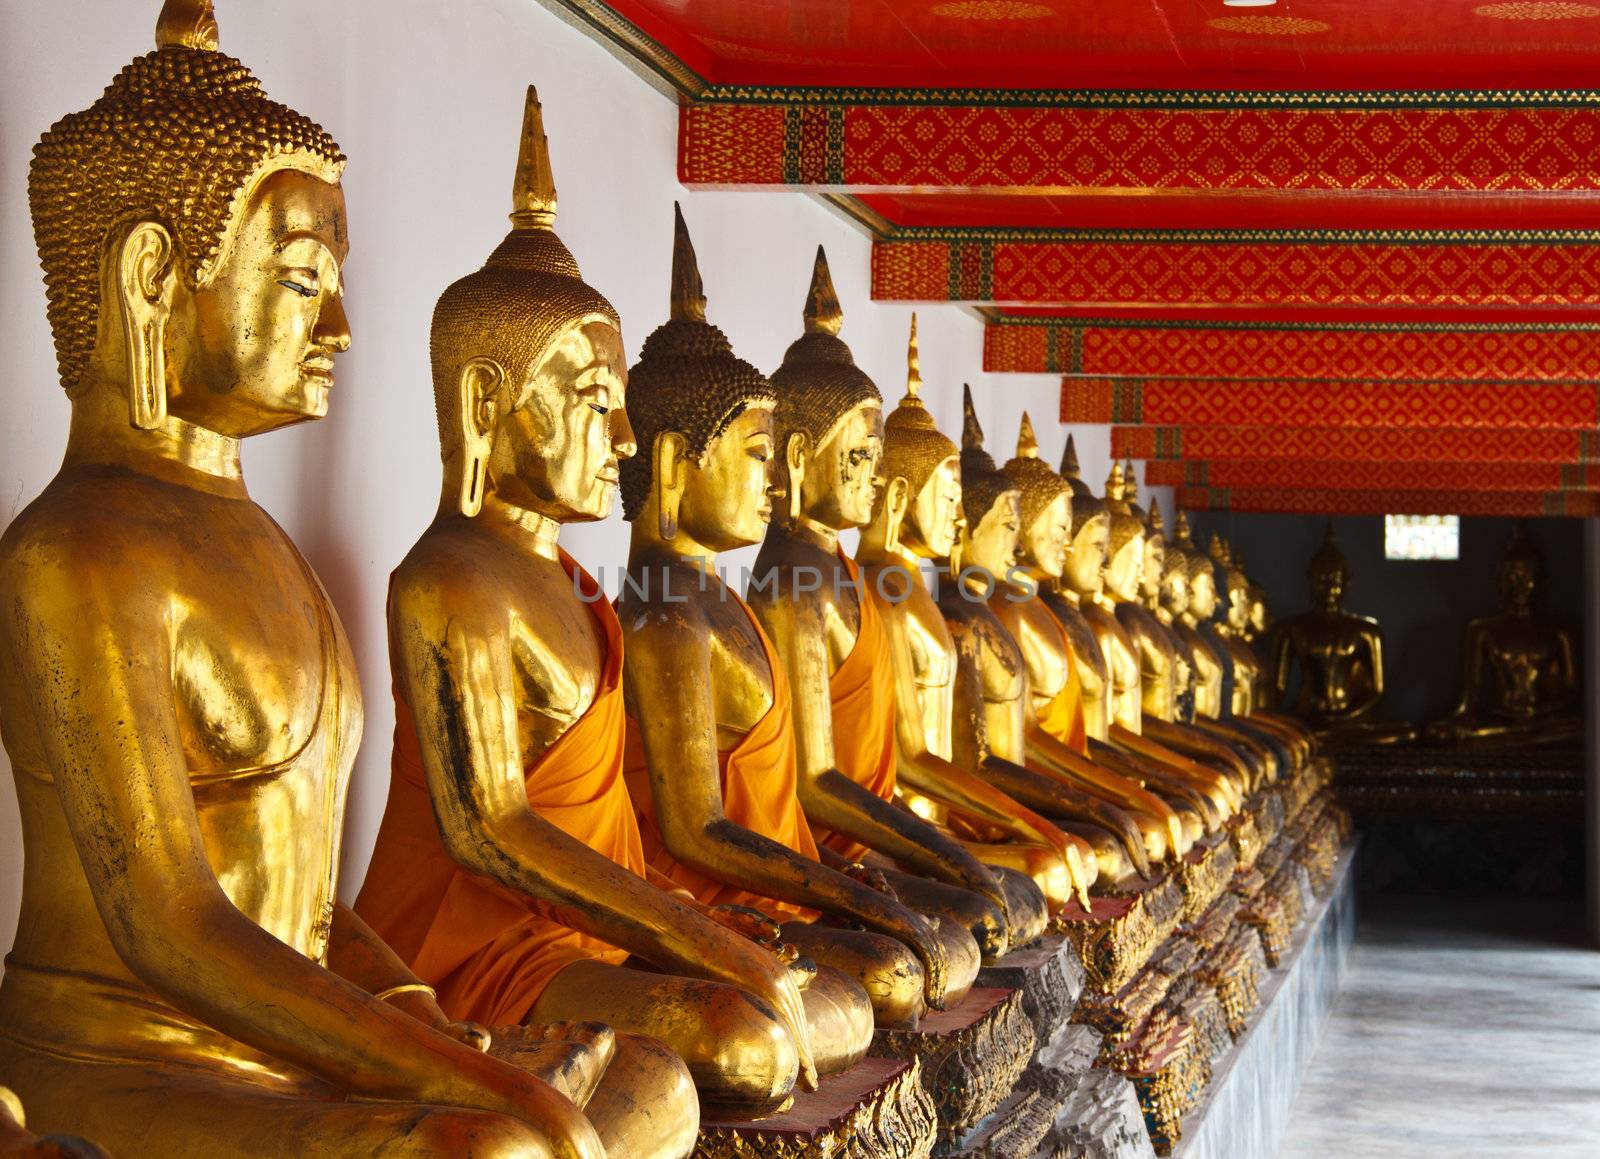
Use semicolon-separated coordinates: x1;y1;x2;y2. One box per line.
695;1056;937;1159
1111;1013;1209;1156
1056;874;1184;995
1174;836;1237;925
974;935;1080;1044
868;988;1034;1147
1196;925;1266;1039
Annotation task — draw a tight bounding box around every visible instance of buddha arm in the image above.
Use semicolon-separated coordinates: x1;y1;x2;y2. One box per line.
1356;628;1386;716
1448;623;1489;718
623;609;950;1007
391;589;816;1086
12;565;598;1155
879;606;1083;866
752;588;1008;917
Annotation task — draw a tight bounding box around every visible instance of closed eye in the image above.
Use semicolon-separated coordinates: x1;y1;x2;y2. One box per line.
589;403;610;415
277;279;318;299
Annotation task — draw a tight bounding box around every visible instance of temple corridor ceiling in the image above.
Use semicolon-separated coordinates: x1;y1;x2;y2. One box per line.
551;0;1600;516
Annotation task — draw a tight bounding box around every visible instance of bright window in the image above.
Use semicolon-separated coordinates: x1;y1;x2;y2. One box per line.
1384;514;1459;561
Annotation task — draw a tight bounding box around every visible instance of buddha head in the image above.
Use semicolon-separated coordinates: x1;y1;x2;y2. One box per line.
620;205;777;553
1246;582;1271;641
1141;500;1168;608
956;385;1023;581
1002;413;1072;583
1307;522;1350;612
32;0;349;438
1210;536;1252;634
1496;521;1543;616
1186;544;1220;623
1102;461;1147;604
1058;434;1111;597
769;247;883;533
432;88;632;522
1158;541;1191;623
870;316;961;561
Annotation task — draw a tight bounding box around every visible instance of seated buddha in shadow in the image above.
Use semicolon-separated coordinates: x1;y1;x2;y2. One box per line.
1270;524;1417;745
0;7;629;1156
616;209;980;1032
353;91;852;1131
749;251;1028;961
1427;523;1581;747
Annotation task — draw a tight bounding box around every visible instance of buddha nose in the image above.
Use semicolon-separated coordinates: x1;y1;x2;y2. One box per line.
316;293;352;353
611;407;638;460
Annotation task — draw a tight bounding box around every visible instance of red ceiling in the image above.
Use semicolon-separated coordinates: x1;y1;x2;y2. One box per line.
604;0;1600;90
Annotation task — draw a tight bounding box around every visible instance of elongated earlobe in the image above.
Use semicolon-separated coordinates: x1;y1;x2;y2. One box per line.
114;222;175;431
786;432;808;523
656;432;685;541
883;476;909;555
456;359;501;517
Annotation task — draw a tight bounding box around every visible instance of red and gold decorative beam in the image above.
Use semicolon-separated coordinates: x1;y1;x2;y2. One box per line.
1177;487;1600;518
1148;459;1600;493
1062;379;1600;430
1114;425;1600;464
986;318;1600;379
681;90;1600;197
871;229;1600;308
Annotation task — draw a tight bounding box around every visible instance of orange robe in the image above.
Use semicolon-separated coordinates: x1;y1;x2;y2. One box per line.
813;550;899;861
355;554;643;1027
1036;647;1089;756
624;599;821;924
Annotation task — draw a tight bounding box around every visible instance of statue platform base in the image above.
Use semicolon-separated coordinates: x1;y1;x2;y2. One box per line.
869;987;1035;1146
694;1055;937;1159
1055;876;1184;995
1172;842;1356;1159
975;935;1082;1043
1174;838;1237;926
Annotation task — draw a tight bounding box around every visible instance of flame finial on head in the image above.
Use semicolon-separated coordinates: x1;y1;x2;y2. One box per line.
906;313;924;400
803;246;843;336
1060;432;1080;479
1147;498;1166;536
961;383;985;451
1123;457;1139;502
1016;412;1040;459
1105;459;1126;502
156;0;219;50
670;202;707;323
1174;510;1195;547
510;85;558;230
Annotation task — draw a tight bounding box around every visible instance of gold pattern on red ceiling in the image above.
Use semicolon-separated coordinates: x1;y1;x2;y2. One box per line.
1176;487;1600;518
1148;459;1600;493
1062;379;1600;432
984;319;1600;378
680;100;1600;196
1111;425;1600;464
870;231;1600;307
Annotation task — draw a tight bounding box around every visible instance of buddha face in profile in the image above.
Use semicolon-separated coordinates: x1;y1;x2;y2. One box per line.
1159;561;1190;621
904;456;963;561
1102;523;1145;603
1310;561;1347;612
1189;565;1220;621
1064;513;1111;595
1247;588;1269;638
674;404;777;550
803;401;883;530
964;491;1023;580
1223;574;1252;633
159;170;350;435
487;318;633;522
1018;492;1071;581
1139;534;1165;604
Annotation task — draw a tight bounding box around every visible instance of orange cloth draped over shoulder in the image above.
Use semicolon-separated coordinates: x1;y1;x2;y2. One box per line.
354;554;643;1028
812;550;899;861
623;597;821;925
1036;639;1089;756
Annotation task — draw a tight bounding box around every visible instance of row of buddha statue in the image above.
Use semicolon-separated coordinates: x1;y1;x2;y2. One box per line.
1261;523;1581;749
0;4;1341;1156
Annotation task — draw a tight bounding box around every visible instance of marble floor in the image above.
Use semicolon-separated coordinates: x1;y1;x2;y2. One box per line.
1279;894;1600;1158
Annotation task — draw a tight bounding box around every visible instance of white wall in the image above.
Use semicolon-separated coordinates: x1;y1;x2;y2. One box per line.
0;0;1150;951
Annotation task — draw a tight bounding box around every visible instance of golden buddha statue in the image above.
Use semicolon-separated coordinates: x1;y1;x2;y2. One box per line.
1160;523;1280;789
1107;479;1262;795
1068;464;1241;827
749;250;1025;960
1270;524;1418;744
350;91;845;1132
1045;440;1216;850
1427;523;1582;747
0;7;620;1155
970;410;1191;883
855;321;1096;916
1206;537;1316;768
616;210;978;1031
